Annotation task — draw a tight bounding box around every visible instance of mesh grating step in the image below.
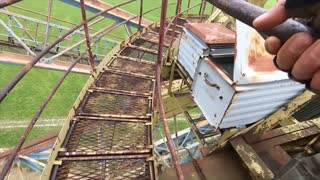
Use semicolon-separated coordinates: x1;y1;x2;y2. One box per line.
120;47;157;62
141;32;172;45
54;157;154;180
79;91;151;118
108;58;155;77
94;71;154;94
60;118;151;156
131;39;167;51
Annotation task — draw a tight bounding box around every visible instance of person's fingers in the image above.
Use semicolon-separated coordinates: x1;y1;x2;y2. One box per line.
276;33;313;71
310;70;320;91
253;0;288;30
265;36;282;55
291;40;320;80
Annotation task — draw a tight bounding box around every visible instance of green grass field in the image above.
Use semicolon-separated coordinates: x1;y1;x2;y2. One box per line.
0;0;276;148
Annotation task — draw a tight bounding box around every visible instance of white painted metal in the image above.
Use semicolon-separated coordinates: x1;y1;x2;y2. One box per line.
177;21;305;129
192;58;235;128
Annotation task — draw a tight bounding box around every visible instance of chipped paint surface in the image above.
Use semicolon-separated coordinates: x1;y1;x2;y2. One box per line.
234;20;290;84
185;23;235;44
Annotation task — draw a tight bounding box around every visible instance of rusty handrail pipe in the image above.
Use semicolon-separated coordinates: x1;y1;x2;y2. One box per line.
80;0;96;71
0;17;129;179
157;0;184;179
0;0;136;103
138;0;143;31
0;0;22;8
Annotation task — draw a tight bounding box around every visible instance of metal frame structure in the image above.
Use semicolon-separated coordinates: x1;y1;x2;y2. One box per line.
0;0;210;179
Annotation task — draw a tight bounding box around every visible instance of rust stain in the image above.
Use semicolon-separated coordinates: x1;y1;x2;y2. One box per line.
185;23;236;44
247;33;277;73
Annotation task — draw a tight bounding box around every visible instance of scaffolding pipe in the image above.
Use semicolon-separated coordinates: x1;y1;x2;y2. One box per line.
0;19;36;56
157;0;184;179
80;0;95;71
0;0;135;103
0;0;22;8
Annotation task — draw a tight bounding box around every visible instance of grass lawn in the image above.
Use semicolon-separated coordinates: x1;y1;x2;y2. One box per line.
0;63;88;147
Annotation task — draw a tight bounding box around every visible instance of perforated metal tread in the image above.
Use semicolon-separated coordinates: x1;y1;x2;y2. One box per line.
48;16;201;179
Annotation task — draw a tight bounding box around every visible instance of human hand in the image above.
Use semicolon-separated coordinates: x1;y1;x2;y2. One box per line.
253;0;320;92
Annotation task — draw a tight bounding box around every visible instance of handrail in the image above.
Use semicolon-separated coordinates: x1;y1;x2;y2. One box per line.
0;0;136;104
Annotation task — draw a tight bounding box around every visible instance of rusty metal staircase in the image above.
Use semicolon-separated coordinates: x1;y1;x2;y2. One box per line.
42;16;200;179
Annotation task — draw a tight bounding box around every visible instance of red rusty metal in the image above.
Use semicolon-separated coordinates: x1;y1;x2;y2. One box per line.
80;0;96;71
247;32;277;72
0;0;22;8
157;0;184;179
0;0;135;103
185;23;236;44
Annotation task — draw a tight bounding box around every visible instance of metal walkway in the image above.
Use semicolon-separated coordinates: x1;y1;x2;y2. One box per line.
43;16;197;179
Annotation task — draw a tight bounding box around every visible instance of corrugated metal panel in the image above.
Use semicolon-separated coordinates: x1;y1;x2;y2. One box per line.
178;28;209;79
220;80;305;128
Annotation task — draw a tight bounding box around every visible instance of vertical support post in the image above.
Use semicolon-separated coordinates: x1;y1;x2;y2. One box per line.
170;0;182;45
44;0;53;47
156;0;184;179
80;0;96;71
138;0;143;31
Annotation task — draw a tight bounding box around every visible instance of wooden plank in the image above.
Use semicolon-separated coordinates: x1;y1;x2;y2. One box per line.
230;137;274;180
252;126;320;152
246;120;317;144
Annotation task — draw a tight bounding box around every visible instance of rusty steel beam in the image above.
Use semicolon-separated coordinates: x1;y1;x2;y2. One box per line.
0;0;22;8
0;0;135;103
80;0;95;71
206;0;317;42
157;0;184;179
